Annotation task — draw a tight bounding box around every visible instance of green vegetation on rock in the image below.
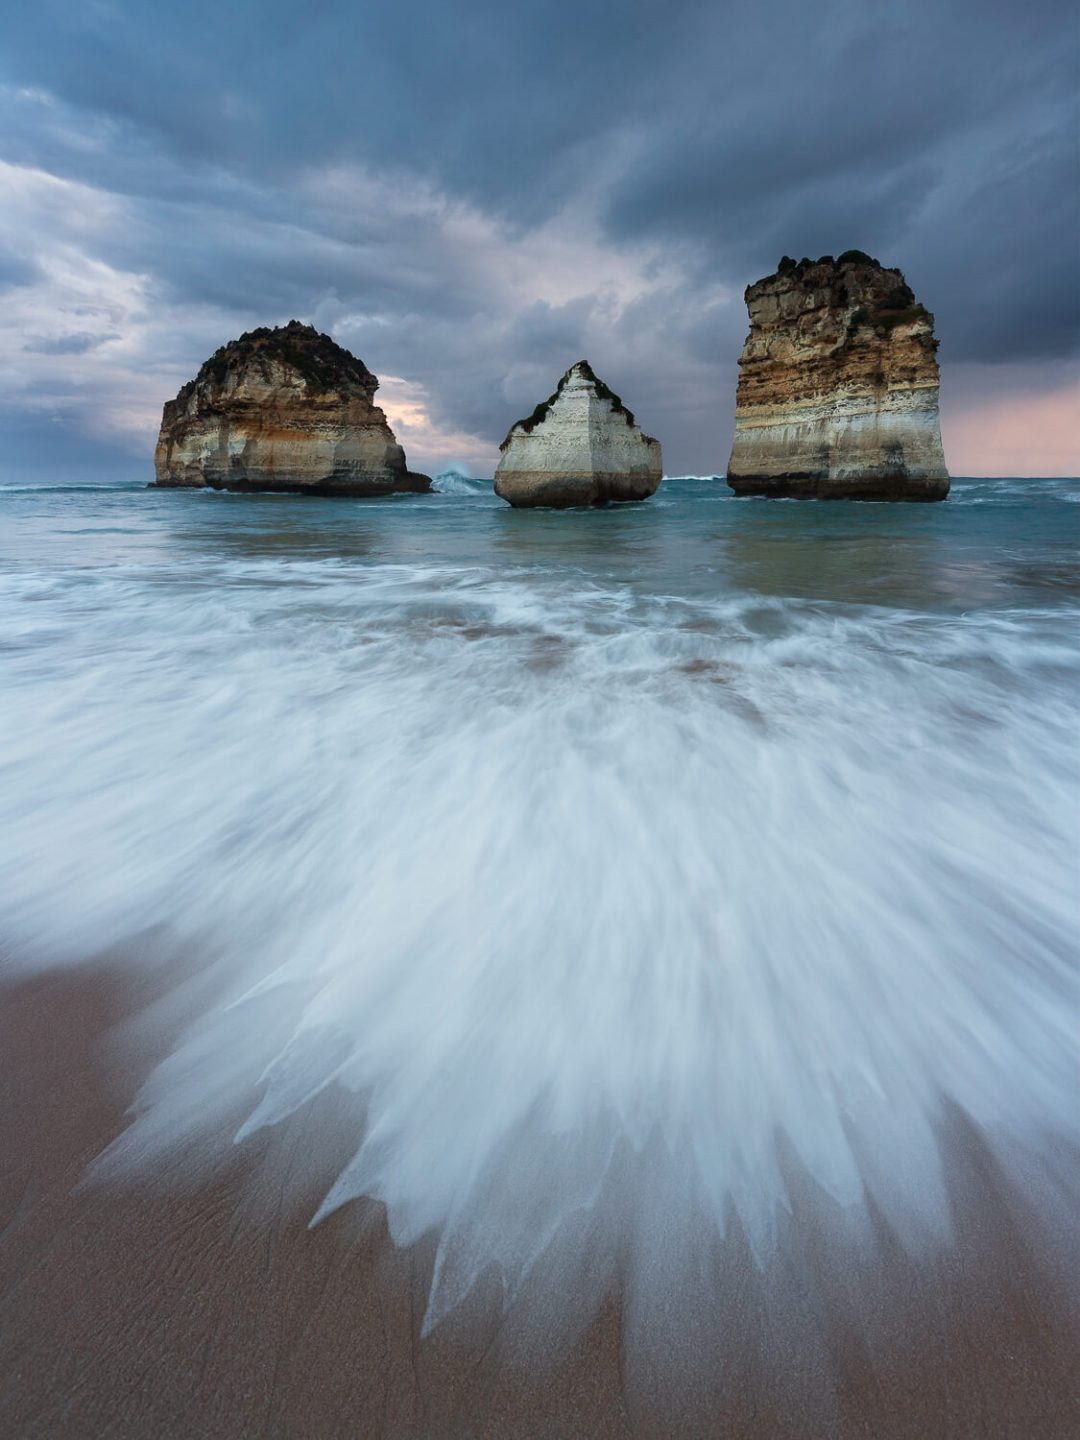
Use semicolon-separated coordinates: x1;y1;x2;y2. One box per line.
192;321;375;396
837;249;875;266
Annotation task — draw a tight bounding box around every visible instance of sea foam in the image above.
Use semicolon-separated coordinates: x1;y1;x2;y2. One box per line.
0;515;1076;1350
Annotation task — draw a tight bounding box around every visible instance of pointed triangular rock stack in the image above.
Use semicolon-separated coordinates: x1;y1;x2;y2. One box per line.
494;361;663;507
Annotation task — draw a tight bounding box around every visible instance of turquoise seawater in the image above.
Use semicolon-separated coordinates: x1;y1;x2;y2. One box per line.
1;473;1075;611
0;474;1077;1339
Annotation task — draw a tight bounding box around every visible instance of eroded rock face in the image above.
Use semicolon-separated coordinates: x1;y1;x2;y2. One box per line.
153;322;431;495
494;361;662;507
726;253;949;501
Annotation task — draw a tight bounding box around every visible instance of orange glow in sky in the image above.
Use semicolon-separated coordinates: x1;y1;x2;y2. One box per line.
942;380;1079;477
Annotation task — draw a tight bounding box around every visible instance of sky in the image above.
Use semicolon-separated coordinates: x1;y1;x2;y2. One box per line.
1;0;1077;481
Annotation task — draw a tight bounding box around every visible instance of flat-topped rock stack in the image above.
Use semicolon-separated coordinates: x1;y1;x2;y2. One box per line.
726;253;949;501
494;361;663;507
153;322;430;496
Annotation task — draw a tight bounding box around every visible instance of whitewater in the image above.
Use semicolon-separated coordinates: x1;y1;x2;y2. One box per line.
0;474;1076;1360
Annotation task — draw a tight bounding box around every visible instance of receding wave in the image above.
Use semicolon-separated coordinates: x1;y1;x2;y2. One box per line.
1;540;1076;1351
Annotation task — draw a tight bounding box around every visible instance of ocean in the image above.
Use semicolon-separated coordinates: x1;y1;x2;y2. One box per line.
0;473;1077;1360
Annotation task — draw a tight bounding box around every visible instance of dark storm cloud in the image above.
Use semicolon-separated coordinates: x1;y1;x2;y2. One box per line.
599;0;1078;362
1;0;699;209
0;0;1076;476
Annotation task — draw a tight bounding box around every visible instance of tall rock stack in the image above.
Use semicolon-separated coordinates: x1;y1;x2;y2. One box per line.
726;253;949;501
153;322;431;495
495;361;663;507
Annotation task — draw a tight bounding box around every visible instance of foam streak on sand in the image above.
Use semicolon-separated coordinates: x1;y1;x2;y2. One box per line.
0;478;1077;1368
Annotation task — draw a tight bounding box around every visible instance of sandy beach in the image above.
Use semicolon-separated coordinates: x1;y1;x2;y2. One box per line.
1;966;1076;1440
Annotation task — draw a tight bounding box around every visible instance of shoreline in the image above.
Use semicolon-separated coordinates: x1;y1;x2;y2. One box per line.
1;967;1077;1439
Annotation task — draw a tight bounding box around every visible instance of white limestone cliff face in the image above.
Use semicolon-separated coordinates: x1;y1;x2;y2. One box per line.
153;322;430;496
726;253;949;501
494;362;663;508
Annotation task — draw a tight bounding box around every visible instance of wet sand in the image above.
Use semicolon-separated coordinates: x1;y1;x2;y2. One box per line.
1;968;1077;1440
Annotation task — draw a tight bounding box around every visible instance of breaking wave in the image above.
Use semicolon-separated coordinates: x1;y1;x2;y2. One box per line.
432;467;492;495
0;481;149;493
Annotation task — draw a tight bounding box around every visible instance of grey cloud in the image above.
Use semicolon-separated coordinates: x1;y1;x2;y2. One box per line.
0;248;40;292
23;331;110;355
0;406;145;485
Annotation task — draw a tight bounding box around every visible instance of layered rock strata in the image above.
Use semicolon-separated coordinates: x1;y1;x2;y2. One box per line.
153;321;430;495
726;252;949;501
494;361;662;507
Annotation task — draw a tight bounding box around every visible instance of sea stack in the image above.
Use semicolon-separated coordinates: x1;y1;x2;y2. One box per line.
494;361;662;507
153;322;431;495
726;253;949;501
